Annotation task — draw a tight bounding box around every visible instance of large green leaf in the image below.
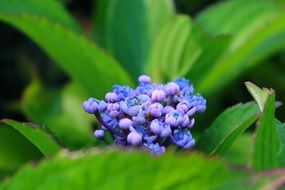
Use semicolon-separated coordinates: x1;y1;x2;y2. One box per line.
0;119;61;157
146;14;231;83
252;91;279;171
0;13;134;98
21;79;96;150
94;0;174;79
223;133;254;166
197;102;259;155
0;122;42;172
195;0;285;95
276;120;285;167
0;150;232;190
0;0;81;32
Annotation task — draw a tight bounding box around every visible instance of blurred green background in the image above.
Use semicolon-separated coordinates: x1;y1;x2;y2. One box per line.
1;0;283;124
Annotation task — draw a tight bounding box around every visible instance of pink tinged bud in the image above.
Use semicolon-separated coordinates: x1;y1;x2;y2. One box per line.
151;89;166;102
138;75;151;83
150;120;163;135
127;132;142;145
119;118;133;129
165;82;180;95
94;130;104;139
105;92;118;103
149;103;163;117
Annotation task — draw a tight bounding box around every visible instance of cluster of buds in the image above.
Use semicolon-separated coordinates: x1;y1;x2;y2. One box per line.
83;75;206;155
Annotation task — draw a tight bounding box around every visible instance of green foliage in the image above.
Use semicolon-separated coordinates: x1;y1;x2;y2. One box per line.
0;0;285;188
0;1;134;98
0;150;237;190
21;79;96;149
276;120;285;167
0;0;81;32
94;0;174;79
197;102;259;155
0;122;42;171
195;0;285;95
1;119;61;157
147;15;207;81
252;91;279;171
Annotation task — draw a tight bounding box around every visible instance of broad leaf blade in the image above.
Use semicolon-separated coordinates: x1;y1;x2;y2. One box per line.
0;0;81;32
253;92;279;171
95;0;174;79
197;102;259;155
195;1;285;95
0;122;42;171
276;120;285;167
1;119;61;157
146;15;212;82
0;14;134;97
0;150;231;190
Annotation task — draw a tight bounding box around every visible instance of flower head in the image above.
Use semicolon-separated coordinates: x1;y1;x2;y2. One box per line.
83;75;206;155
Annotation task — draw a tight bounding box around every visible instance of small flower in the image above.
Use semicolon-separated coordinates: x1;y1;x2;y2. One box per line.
94;130;104;139
118;118;133;129
113;85;132;100
138;75;151;83
83;98;98;113
165;82;180;95
149;103;163;117
171;128;195;149
143;143;166;156
127;131;142;145
151;89;166;102
150;119;163;135
165;110;184;127
105;92;119;103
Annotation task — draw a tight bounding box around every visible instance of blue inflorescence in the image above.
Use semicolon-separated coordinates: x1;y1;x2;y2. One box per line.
83;75;206;155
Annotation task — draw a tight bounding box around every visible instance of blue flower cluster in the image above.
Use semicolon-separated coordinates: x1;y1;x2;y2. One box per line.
83;75;206;155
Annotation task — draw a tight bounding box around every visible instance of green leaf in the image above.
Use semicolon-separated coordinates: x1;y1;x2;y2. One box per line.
0;0;81;32
0;14;134;98
1;119;61;157
0;122;42;171
0;150;232;190
245;82;271;112
21;79;96;150
197;102;259;155
276;120;285;167
252;91;279;171
195;1;285;95
223;133;254;166
94;0;174;79
146;14;231;83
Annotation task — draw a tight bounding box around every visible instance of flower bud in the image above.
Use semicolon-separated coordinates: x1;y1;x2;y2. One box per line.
151;89;166;102
127;132;142;145
94;130;104;139
119;118;133;129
